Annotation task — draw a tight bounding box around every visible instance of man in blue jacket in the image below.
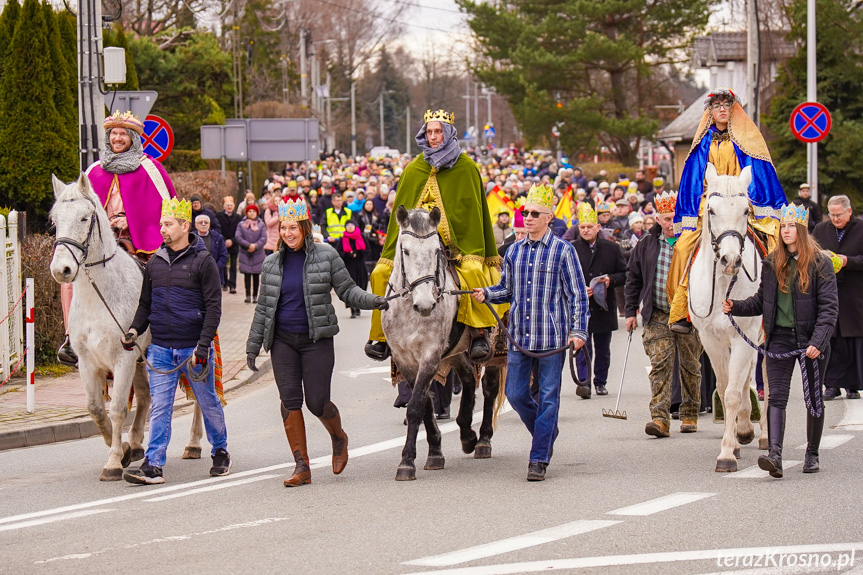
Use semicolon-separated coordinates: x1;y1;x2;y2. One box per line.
122;198;230;485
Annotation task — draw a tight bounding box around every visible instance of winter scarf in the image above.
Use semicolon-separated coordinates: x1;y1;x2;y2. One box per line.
242;217;261;232
415;121;461;170
100;128;144;174
341;227;366;253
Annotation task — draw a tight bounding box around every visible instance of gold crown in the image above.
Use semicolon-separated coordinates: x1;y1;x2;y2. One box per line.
578;202;597;225
424;109;455;125
654;191;677;214
525;184;554;210
161;198;192;221
780;203;809;227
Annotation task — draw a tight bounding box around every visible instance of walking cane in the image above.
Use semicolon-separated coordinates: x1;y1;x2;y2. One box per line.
603;327;634;420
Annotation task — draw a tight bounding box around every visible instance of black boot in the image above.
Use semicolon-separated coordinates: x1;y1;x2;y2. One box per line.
469;328;491;360
57;335;78;367
758;405;785;478
803;411;824;473
364;340;390;361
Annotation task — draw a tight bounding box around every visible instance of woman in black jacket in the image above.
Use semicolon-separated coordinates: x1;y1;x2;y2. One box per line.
245;200;388;487
723;204;838;478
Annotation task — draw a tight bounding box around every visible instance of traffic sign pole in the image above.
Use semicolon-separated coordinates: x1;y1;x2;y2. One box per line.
807;0;817;201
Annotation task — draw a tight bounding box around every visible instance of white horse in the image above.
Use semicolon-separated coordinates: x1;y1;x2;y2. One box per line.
49;174;204;480
689;164;769;472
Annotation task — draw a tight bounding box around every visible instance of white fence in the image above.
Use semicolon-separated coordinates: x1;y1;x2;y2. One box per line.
0;211;23;382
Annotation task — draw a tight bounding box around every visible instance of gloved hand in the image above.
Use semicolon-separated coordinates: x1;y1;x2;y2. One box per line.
247;353;258;372
192;345;209;368
121;329;137;351
374;296;389;311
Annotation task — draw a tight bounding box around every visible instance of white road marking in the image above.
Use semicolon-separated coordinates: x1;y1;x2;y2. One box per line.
795;434;853;450
0;509;113;533
0;404;510;528
400;542;863;575
403;520;621;567
35;517;287;564
606;492;715;516
143;475;280;502
340;366;392;378
726;460;802;479
836;399;863;431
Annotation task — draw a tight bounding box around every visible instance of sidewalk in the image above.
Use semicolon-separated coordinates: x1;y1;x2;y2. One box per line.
0;291;269;451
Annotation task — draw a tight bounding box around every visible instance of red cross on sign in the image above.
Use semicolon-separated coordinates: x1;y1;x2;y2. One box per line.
142;115;174;162
790;102;832;144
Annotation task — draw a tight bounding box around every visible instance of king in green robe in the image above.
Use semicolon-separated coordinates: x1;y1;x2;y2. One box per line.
366;110;506;359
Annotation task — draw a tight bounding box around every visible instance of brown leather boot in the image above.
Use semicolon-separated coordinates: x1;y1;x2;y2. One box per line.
319;401;349;475
282;406;311;487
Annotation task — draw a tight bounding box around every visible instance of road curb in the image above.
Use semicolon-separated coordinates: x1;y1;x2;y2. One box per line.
0;357;272;453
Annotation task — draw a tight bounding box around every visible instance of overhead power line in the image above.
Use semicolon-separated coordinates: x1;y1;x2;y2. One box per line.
316;0;462;34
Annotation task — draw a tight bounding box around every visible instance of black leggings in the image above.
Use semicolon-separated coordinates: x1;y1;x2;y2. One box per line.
243;273;260;298
766;327;827;410
271;331;335;417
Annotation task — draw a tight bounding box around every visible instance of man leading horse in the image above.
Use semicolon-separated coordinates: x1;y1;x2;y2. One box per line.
365;109;504;361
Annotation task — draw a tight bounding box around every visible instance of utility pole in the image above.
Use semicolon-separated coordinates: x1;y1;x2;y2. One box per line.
379;91;385;147
351;81;357;157
280;55;289;116
310;46;317;115
746;0;760;126
807;0;818;201
405;106;410;155
299;29;309;109
232;2;243;118
326;72;334;152
78;0;105;170
473;81;479;146
463;74;471;139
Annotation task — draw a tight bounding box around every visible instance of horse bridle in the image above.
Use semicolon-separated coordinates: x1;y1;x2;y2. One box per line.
693;191;757;318
53;196;117;281
387;229;448;302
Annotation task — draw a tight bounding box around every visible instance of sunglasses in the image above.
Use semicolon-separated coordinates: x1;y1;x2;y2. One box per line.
520;209;547;219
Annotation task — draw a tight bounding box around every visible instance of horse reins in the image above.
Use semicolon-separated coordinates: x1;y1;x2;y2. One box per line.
53;197;207;382
724;275;823;418
385;229;448;302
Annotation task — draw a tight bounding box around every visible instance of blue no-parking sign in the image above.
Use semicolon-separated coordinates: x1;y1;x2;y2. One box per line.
142;115;174;162
790;102;832;144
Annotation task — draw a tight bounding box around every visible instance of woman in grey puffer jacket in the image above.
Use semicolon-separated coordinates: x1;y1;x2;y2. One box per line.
245;202;389;487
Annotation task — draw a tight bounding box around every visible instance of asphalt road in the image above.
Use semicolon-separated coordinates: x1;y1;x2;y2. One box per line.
1;307;862;575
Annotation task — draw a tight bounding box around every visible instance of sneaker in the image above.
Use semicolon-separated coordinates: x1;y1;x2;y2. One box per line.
123;459;164;485
209;448;232;477
527;462;548;481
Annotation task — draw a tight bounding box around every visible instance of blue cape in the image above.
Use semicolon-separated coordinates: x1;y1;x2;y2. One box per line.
674;125;786;234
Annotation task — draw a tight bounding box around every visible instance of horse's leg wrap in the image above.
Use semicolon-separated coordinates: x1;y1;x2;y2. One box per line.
318;401;349;475
282;405;311;487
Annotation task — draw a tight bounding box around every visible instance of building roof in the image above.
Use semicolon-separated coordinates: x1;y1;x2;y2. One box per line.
657;91;710;142
692;31;797;67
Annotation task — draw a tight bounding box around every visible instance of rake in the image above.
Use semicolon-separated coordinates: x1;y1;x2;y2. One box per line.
603;328;633;420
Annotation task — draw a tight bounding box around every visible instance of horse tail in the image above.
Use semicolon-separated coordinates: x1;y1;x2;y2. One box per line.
492;364;507;428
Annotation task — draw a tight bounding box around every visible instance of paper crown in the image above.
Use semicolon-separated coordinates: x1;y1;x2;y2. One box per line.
596;201;612;214
162;198;192;221
578;202;598;225
104;110;145;136
780;203;809;227
825;250;843;274
618;180;631;188
653;177;665;187
279;199;309;222
525;184;554;210
654;191;678;214
424;109;455;125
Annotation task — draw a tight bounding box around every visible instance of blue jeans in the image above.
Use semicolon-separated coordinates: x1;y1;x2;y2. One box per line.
145;344;228;467
505;349;565;464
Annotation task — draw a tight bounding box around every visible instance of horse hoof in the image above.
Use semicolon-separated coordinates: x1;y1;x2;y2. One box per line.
474;442;492;459
737;430;755;445
461;436;477;454
733;447;741;459
182;447;202;460
120;442;132;468
99;467;123;481
715;459;738;473
130;448;145;463
395;466;416;481
424;455;445;470
759;437;769;450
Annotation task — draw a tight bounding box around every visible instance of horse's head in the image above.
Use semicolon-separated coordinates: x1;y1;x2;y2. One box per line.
49;173;112;283
395;205;445;317
704;164;752;276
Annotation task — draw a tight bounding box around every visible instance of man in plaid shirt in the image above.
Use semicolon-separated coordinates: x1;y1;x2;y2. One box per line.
473;184;589;482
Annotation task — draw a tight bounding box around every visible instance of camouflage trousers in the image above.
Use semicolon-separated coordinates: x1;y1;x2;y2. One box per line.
642;309;703;427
